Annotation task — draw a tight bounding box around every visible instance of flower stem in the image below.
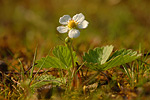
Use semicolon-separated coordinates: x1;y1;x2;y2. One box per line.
68;43;75;76
65;37;77;89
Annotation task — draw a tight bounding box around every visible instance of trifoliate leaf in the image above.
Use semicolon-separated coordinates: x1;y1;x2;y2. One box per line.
83;45;141;71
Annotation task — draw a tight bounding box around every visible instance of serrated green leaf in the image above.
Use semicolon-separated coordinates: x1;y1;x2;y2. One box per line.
102;50;141;70
107;49;134;61
83;48;102;64
101;45;114;64
30;75;66;89
83;45;113;64
53;45;77;68
36;56;67;69
36;45;77;69
83;46;141;71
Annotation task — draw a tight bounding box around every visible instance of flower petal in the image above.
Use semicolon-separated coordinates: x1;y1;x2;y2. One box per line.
59;15;71;25
68;29;80;38
78;20;89;29
57;26;69;33
73;13;85;24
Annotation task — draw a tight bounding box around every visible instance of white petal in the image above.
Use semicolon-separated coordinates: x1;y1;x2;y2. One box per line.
57;26;69;33
68;29;80;38
59;15;71;25
73;13;85;23
78;20;89;29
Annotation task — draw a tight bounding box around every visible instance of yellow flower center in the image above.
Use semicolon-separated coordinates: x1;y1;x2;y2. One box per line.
68;20;77;29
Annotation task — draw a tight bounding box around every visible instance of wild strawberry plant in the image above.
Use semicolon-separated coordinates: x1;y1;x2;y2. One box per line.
33;13;141;92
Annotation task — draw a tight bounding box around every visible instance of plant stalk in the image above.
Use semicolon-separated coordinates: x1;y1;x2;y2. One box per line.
66;37;78;89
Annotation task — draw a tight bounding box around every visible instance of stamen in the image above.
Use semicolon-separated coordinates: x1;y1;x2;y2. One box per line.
68;20;77;29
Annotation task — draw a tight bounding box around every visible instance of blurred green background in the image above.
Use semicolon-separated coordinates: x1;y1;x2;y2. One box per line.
0;0;150;59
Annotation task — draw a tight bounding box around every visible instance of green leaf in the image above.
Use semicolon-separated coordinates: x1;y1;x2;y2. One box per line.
102;49;141;70
30;75;66;89
53;45;77;68
101;45;114;64
36;45;77;69
83;45;113;64
83;45;141;71
36;56;67;69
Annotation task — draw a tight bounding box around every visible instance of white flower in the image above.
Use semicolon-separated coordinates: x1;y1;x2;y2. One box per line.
57;13;89;38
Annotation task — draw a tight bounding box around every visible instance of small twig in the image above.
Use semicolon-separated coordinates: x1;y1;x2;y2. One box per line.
4;63;36;75
85;69;88;78
24;63;37;74
5;67;57;75
76;62;86;79
82;71;100;86
100;71;111;81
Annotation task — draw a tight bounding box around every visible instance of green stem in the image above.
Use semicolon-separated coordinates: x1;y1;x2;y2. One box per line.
65;37;78;89
68;42;75;78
